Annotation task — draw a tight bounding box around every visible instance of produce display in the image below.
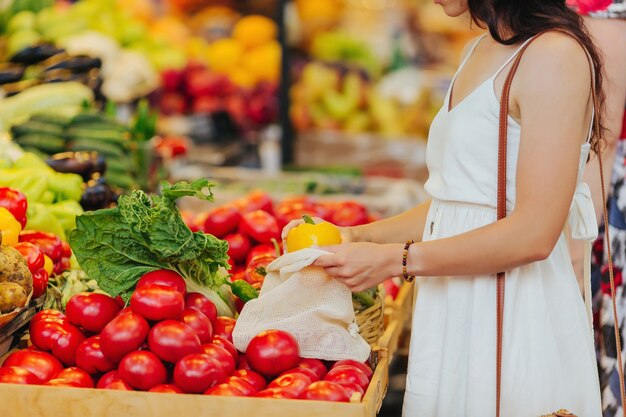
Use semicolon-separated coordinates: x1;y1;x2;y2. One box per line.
11;100;158;192
0;277;376;402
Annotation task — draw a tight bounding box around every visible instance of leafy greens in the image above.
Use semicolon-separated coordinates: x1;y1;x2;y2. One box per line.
69;179;254;317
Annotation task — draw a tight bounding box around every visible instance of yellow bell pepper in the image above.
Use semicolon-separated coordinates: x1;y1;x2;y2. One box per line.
0;207;22;246
286;215;342;253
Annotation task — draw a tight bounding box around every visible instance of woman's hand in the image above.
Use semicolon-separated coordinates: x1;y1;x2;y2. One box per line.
313;242;403;292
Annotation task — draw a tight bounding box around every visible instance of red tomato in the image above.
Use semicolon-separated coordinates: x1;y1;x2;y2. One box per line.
30;309;65;328
137;270;187;295
203;206;241;238
148;320;201;363
213;316;236;342
100;311;150;362
96;371;133;390
382;278;400;300
30;320;65;351
233;369;266;391
130;284;185;322
3;350;63;383
274;199;329;229
224;233;251;264
246;330;300;377
254;387;299;399
66;293;122;333
325;365;369;390
200;344;235;377
184;293;217;325
340;382;365;399
179;308;213;344
173;353;225;393
329;202;369;227
0;366;39;385
19;231;63;262
301;381;350;402
246;244;277;265
280;367;319;382
205;383;244;396
223;376;256;395
239;191;273;214
298;358;327;380
118;351;168;391
53;367;94;388
268;372;312;396
50;322;86;366
211;336;239;363
332;359;373;379
75;336;115;375
239;210;280;244
237;354;252;371
149;384;183;393
244;253;275;286
44;378;83;387
31;268;49;299
14;242;44;273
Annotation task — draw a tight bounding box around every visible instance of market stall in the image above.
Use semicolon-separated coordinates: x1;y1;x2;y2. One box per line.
0;0;475;415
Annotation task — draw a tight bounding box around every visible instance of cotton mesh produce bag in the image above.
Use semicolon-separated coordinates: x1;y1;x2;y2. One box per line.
232;248;371;362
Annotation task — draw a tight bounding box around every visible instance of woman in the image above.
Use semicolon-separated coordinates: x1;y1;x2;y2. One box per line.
568;0;626;415
283;0;606;415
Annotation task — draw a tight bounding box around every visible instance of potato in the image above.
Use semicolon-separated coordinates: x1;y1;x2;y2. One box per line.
0;246;32;295
0;282;28;313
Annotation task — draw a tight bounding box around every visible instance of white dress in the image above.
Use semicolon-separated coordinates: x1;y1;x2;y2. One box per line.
403;37;603;417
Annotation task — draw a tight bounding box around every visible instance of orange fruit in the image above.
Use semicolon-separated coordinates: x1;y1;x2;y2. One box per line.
232;15;277;50
209;38;243;73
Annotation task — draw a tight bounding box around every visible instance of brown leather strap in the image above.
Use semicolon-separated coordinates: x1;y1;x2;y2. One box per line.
495;30;626;416
496;38;535;417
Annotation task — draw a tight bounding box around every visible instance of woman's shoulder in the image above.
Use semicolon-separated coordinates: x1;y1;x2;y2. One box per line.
518;31;591;85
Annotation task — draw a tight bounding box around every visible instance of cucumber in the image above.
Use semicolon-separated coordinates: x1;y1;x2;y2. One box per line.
105;172;136;189
104;157;133;174
64;127;129;147
69;139;125;158
11;120;65;138
71;111;123;128
14;134;65;154
29;113;73;128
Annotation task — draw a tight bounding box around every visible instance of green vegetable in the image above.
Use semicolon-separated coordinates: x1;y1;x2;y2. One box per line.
70;179;238;317
26;202;66;239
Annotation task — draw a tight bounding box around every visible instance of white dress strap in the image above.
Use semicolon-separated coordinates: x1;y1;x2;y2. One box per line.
448;35;487;88
492;36;538;79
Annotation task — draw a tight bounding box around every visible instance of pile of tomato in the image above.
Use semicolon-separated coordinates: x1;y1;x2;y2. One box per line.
182;191;402;301
0;269;374;401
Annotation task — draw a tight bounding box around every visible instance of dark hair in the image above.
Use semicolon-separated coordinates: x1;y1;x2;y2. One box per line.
467;0;606;153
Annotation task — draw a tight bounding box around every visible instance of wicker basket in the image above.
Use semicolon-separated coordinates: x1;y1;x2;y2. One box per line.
355;287;385;346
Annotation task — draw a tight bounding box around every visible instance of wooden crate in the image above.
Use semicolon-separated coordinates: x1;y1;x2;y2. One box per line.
381;282;415;360
0;351;389;417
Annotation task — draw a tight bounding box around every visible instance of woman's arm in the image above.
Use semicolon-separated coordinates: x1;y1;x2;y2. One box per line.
315;33;594;291
349;200;431;244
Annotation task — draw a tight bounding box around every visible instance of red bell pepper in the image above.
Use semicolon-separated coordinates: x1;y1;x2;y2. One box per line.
0;187;28;229
32;268;49;299
239;210;280;245
329;201;369;227
14;242;45;274
203;205;241;238
19;231;63;262
61;241;72;259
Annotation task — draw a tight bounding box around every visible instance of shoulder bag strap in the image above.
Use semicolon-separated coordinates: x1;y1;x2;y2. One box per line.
495;30;626;417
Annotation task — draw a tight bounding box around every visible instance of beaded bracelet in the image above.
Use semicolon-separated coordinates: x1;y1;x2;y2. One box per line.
402;240;416;282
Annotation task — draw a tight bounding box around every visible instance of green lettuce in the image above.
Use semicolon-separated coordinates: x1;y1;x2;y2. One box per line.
69;179;245;316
